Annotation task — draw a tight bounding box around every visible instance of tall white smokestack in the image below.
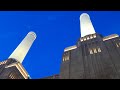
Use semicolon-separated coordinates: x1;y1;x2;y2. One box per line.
80;13;96;37
9;31;37;63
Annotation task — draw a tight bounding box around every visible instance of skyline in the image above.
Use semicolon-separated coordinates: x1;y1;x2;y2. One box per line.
0;11;120;79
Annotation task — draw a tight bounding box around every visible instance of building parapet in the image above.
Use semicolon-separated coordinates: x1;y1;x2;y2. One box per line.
64;45;77;52
103;34;119;41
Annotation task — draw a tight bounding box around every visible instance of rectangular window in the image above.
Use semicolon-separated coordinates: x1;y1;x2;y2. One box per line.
98;47;101;52
80;38;83;42
9;74;13;79
66;55;69;60
93;34;96;38
90;35;93;39
93;48;97;53
116;43;119;47
119;43;120;46
9;73;16;79
63;54;70;61
89;49;93;54
87;37;90;40
63;57;65;62
83;38;86;41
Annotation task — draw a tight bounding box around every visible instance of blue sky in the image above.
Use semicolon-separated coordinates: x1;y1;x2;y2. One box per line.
0;11;120;79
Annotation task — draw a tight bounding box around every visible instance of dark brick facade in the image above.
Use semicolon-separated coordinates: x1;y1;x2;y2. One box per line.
0;58;29;79
60;33;120;79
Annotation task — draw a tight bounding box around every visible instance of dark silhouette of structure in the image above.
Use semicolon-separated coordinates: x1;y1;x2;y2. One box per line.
0;31;36;79
41;74;59;79
0;58;29;79
60;13;120;79
43;13;120;79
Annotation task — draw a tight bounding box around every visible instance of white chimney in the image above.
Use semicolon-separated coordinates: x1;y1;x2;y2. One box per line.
9;31;37;63
80;13;95;37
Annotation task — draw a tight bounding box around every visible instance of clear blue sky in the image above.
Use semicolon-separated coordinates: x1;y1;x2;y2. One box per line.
0;11;120;79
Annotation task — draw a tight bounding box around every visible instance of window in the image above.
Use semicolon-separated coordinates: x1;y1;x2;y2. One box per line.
9;72;18;79
66;55;69;61
87;36;90;40
65;56;67;61
81;35;95;42
63;57;65;62
89;47;101;55
93;48;97;53
83;38;86;41
89;49;93;54
64;57;66;61
9;73;14;79
63;54;69;62
116;43;119;47
90;35;93;39
93;34;96;38
98;47;101;52
81;38;83;42
0;60;7;65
